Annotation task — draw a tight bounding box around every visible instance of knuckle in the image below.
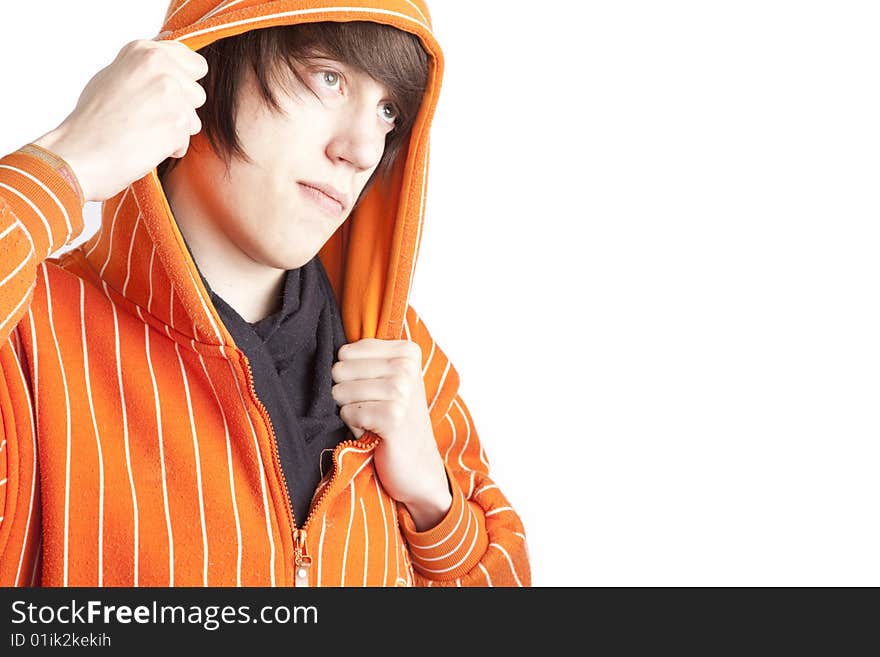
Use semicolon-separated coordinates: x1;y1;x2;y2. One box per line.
394;356;417;378
389;376;407;399
127;39;149;52
407;342;422;363
175;113;191;131
157;75;179;96
196;54;209;75
141;45;166;67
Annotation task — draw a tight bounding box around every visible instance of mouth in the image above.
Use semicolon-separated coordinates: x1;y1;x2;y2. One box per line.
297;182;344;217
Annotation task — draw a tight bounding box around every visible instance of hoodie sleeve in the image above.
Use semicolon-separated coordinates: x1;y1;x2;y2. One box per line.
394;305;531;587
0;145;86;345
0;145;84;585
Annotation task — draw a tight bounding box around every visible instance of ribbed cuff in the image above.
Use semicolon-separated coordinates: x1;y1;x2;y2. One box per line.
0;148;86;258
17;143;85;208
397;463;488;581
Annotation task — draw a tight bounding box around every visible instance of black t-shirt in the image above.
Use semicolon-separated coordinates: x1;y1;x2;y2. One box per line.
183;239;350;526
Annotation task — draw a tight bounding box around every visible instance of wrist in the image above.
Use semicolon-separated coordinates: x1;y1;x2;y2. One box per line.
402;473;453;532
32;126;89;205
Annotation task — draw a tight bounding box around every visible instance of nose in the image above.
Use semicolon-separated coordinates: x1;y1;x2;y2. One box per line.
325;102;387;172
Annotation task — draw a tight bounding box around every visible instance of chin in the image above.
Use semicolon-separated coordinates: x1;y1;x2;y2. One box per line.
254;230;324;271
267;247;317;271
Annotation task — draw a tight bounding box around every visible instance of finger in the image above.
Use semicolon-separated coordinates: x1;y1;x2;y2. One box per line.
337;339;420;363
161;39;210;80
179;77;208;110
165;54;209;109
331;379;399;406
331;356;416;383
170;145;187;159
339;401;387;435
174;104;201;139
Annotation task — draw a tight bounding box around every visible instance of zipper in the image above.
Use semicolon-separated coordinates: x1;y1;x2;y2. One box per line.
238;350;378;586
293;528;311;587
293;529;312;586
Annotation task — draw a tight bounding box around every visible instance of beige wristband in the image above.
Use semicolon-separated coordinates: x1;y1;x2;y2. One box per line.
16;142;86;207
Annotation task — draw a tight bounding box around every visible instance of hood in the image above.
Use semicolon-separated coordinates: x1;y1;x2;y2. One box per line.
80;0;442;349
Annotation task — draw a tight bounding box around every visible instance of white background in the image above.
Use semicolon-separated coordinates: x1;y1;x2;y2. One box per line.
1;1;878;586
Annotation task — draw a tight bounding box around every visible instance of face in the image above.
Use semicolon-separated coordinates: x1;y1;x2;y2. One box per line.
176;53;399;271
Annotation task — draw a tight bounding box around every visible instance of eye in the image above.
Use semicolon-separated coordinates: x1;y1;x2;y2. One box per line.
317;69;342;91
380;102;400;127
312;66;399;128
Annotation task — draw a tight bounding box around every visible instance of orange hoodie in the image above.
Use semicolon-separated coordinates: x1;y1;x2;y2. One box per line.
0;0;530;587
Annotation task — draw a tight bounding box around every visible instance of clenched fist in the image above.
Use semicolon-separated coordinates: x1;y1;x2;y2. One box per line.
34;38;208;203
331;338;452;531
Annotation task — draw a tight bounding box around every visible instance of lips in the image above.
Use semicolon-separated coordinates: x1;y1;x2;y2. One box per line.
298;180;347;209
298;182;345;217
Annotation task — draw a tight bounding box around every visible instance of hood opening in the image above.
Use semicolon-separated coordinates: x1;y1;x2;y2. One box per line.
78;0;443;351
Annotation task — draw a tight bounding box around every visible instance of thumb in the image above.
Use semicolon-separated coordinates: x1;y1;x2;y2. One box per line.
340;416;365;439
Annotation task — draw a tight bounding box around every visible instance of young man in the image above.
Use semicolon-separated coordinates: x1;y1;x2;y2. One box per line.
0;0;529;587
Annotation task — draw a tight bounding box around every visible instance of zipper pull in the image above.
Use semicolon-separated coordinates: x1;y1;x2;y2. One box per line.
294;529;311;587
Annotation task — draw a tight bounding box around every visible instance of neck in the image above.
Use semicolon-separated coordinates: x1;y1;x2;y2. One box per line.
161;159;285;324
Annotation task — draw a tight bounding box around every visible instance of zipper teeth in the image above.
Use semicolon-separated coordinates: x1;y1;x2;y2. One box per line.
301;433;378;531
240;354;297;531
238;351;378;573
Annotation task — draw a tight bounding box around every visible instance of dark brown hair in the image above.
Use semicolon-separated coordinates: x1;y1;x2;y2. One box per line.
157;21;429;198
